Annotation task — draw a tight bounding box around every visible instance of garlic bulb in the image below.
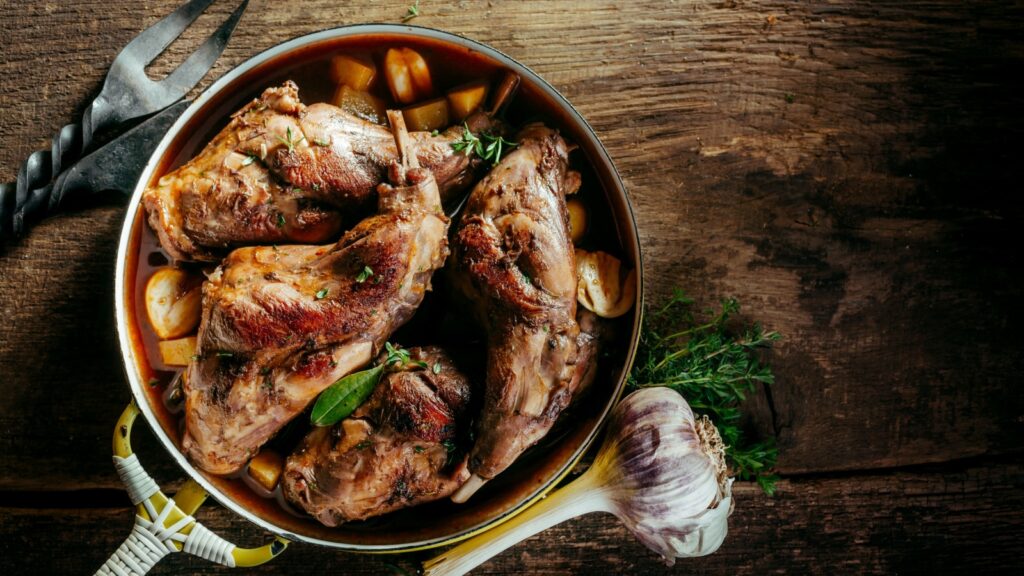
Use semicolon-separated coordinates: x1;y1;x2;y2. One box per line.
576;249;636;318
423;387;733;576
597;386;732;562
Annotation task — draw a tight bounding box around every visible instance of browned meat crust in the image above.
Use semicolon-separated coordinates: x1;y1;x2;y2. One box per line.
182;114;451;475
448;123;586;498
282;347;472;526
143;82;496;262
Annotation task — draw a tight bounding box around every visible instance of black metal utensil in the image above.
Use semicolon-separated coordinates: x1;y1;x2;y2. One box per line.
0;0;248;238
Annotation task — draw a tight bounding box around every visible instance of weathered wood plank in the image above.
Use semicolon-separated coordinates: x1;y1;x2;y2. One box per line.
1;0;1022;489
2;458;1022;575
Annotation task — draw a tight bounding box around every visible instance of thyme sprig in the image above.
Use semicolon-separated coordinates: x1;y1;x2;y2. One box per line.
450;123;517;166
629;289;781;494
276;126;305;153
401;0;420;22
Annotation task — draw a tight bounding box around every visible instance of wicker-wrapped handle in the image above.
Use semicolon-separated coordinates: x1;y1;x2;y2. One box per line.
94;403;288;576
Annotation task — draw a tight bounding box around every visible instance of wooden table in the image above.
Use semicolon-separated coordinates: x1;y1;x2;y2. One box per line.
2;1;1022;574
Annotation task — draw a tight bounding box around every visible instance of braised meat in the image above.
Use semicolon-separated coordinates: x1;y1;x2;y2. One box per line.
145;81;498;262
144;83;344;262
447;124;587;501
283;347;472;526
182;111;451;475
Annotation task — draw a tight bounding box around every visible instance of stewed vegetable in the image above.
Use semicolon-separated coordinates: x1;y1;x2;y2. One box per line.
145;267;201;339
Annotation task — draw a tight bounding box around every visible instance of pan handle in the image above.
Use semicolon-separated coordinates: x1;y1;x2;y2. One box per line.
94;402;289;576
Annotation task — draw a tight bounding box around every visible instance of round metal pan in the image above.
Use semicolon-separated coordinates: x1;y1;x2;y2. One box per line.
114;24;643;553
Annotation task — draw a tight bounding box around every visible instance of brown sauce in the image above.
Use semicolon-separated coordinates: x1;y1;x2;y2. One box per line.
127;33;636;545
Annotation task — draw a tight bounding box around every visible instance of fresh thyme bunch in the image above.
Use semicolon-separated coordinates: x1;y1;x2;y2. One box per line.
629;289;781;494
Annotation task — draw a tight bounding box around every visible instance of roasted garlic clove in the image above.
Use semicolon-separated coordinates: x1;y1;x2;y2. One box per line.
576;249;636;318
145;267;202;339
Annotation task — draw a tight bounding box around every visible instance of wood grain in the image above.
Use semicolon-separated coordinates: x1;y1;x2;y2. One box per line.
2;458;1022;574
2;0;1023;574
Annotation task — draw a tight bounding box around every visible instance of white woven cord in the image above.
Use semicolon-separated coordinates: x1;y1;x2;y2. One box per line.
183;521;237;567
95;455;237;575
112;455;159;505
96;518;171;576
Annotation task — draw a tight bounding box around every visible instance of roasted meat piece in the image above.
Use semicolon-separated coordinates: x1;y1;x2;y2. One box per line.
144;81;499;262
182;112;451;474
144;83;343;262
283;347;472;526
448;123;588;501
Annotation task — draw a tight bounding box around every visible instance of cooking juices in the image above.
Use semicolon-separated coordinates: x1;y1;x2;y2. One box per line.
126;33;635;545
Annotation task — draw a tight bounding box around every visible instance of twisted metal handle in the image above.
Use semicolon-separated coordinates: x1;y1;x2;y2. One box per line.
0;99;110;237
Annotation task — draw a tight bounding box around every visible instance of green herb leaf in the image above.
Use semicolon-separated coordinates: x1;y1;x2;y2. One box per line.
356;265;374;283
276;126;305;153
313;136;331;147
432;362;442;374
315;287;329;300
401;0;420;22
628;289;781;494
310;364;385;426
241;154;257;167
384;341;412;366
450;123;518;166
276;213;286;228
355;440;372;450
215;351;234;358
414;445;425;453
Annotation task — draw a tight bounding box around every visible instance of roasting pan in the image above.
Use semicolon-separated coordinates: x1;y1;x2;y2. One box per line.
108;24;643;569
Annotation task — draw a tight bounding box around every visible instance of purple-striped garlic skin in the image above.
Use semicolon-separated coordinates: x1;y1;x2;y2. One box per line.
590;387;734;565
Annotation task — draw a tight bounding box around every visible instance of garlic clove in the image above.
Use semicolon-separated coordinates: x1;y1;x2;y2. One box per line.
576;249;636;318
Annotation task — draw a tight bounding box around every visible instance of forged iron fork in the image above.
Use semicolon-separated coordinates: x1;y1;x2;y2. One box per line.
0;0;249;237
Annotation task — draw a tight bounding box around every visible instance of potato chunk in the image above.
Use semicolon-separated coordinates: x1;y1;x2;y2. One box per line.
158;336;197;367
330;54;376;91
566;198;588;244
402;98;451;132
145;267;201;339
248;449;284;492
332;85;387;125
447;80;489;121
